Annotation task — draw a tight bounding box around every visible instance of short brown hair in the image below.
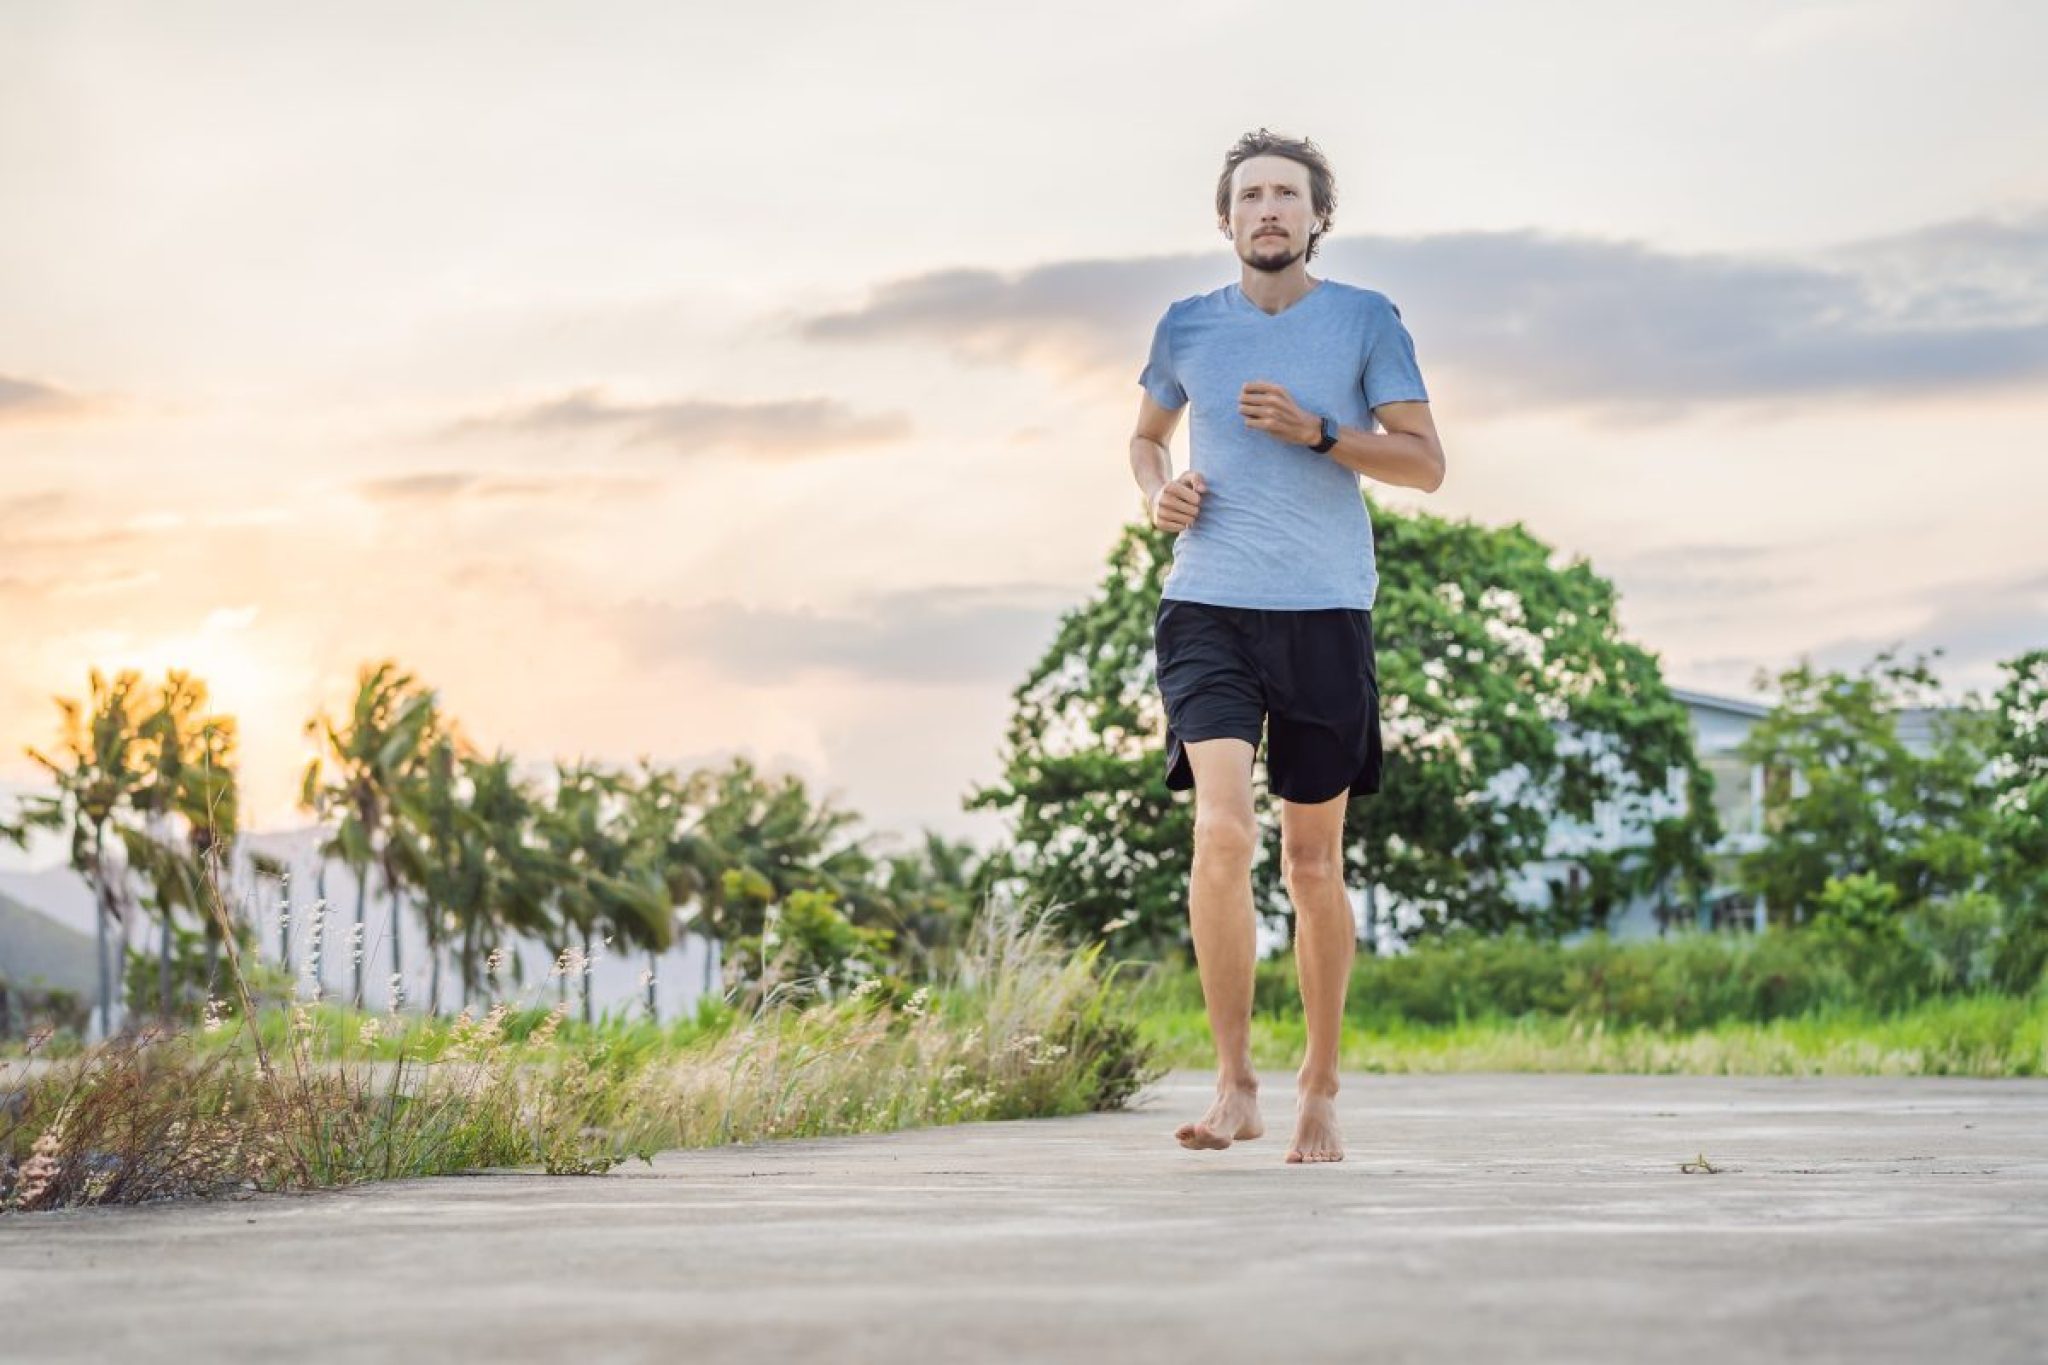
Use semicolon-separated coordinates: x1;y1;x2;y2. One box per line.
1213;128;1339;263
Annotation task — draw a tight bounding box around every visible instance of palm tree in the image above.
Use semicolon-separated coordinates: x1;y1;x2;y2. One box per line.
534;760;671;1024
457;751;555;1007
392;716;487;1014
868;829;989;979
18;668;156;1038
301;662;439;1009
535;761;605;1022
678;755;878;994
617;760;694;1020
106;682;242;1019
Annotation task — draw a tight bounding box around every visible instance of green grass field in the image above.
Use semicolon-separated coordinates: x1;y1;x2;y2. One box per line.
1132;989;2048;1076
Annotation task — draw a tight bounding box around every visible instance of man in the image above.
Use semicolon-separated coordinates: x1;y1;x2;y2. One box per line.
1129;129;1445;1165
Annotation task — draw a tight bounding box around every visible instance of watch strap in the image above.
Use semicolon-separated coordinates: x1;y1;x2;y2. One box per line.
1309;414;1339;453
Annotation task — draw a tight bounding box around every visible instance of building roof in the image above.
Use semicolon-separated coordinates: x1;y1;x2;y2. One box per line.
1667;685;1773;720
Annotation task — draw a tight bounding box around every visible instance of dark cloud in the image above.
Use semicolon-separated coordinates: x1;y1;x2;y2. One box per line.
799;206;2048;422
0;374;91;422
613;582;1076;686
438;385;912;460
356;471;665;504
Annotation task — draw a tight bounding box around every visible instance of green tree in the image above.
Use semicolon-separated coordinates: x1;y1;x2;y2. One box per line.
1735;647;1999;925
721;873;893;1008
675;755;877;994
968;506;1720;950
1985;648;2048;992
300;661;441;1009
17;668;158;1037
865;829;991;979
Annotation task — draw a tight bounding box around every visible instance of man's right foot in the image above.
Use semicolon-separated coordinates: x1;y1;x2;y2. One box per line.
1174;1084;1264;1150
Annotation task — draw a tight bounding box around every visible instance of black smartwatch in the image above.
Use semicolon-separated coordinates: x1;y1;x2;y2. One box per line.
1307;413;1340;453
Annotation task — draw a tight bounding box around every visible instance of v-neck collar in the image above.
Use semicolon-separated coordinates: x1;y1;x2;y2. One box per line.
1230;278;1329;320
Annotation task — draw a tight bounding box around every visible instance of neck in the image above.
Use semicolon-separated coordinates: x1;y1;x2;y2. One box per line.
1237;268;1320;315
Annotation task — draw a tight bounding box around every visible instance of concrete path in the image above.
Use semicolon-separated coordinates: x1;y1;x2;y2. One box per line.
4;1070;2045;1363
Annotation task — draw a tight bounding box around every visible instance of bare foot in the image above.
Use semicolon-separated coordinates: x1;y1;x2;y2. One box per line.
1285;1090;1344;1164
1174;1083;1265;1150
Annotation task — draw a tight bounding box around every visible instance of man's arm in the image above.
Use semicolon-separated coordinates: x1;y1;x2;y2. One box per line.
1324;401;1445;493
1240;383;1444;493
1130;390;1190;520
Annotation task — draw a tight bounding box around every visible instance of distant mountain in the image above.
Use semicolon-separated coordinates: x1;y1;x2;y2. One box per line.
0;886;100;1006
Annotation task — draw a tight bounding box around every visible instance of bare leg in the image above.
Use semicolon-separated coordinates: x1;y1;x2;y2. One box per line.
1172;736;1265;1150
1280;789;1353;1163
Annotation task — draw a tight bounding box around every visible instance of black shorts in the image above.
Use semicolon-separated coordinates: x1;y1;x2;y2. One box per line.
1152;597;1383;803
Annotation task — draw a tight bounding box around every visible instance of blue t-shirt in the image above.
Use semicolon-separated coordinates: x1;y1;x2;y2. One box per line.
1138;278;1429;611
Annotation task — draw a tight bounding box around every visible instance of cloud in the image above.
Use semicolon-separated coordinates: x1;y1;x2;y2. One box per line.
798;206;2048;423
0;373;94;423
0;490;72;520
801;261;1178;383
1693;565;2048;697
356;470;666;505
1607;541;1802;599
1798;566;2048;693
612;582;1077;687
437;385;913;461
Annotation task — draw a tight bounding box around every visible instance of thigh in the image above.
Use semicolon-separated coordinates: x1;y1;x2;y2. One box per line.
1258;608;1380;805
1185;736;1257;825
1155;599;1265;793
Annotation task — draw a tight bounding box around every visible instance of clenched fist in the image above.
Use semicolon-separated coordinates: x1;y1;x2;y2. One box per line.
1149;470;1207;533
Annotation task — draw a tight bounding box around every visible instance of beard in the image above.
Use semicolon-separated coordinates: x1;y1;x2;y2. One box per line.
1242;232;1309;272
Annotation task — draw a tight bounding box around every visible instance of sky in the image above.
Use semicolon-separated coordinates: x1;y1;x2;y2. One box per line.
3;0;2045;861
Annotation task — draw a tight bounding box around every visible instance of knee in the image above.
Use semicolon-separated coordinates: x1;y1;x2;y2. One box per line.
1282;846;1344;901
1192;810;1258;870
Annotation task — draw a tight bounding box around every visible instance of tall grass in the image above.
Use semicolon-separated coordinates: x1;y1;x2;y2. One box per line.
1;885;1164;1213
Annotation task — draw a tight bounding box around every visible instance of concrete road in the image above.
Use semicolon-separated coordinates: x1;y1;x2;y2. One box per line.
4;1070;2045;1363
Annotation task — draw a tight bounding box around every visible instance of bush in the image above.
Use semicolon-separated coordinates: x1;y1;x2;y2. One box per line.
1992;898;2048;997
1902;891;2005;992
1227;887;2045;1034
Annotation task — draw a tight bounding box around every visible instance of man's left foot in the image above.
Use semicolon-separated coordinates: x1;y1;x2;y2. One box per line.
1285;1090;1344;1164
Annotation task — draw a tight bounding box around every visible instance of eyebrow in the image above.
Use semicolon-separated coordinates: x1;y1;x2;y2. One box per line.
1238;183;1303;193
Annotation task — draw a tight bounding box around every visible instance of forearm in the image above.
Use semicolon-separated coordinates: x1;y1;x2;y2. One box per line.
1130;435;1172;503
1321;425;1442;492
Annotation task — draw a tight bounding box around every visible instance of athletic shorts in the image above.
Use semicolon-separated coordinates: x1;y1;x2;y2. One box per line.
1152;597;1383;803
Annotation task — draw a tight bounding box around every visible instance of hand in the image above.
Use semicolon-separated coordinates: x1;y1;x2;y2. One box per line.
1149;470;1207;533
1239;381;1319;445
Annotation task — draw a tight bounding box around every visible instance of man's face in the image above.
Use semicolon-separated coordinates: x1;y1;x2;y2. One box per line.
1224;154;1318;272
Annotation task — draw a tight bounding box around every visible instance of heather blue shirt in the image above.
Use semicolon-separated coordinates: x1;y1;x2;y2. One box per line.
1138;278;1429;610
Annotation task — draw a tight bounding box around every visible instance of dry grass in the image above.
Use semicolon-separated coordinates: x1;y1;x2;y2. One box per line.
2;868;1162;1213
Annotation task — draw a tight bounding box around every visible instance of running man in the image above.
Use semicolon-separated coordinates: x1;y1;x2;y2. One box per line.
1130;129;1446;1164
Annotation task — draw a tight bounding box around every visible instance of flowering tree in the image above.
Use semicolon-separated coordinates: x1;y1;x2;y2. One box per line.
968;504;1721;951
